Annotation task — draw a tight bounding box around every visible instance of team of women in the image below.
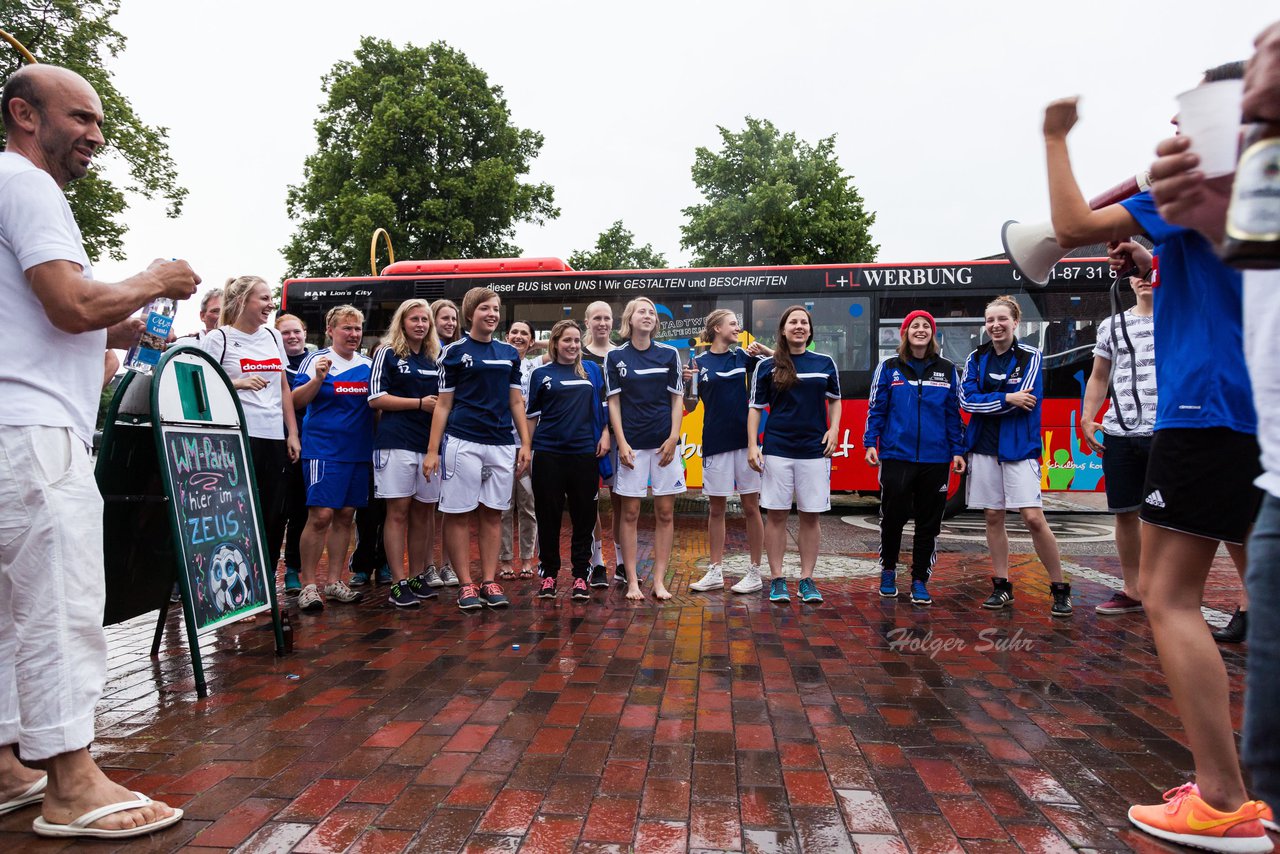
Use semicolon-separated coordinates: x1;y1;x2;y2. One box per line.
212;282;1071;615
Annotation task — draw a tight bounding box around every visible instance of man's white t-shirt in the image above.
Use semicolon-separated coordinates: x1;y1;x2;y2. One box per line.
200;325;289;440
1245;270;1280;498
0;152;100;445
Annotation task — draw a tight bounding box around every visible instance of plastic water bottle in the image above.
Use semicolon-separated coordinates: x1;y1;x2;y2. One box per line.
683;349;699;407
124;298;176;374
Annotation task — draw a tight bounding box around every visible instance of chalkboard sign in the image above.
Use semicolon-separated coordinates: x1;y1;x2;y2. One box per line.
162;425;272;634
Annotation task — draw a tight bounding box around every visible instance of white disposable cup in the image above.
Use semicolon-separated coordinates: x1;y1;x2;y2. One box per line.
1175;79;1244;177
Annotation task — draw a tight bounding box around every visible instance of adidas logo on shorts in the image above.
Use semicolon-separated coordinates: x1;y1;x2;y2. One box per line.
1144;489;1166;509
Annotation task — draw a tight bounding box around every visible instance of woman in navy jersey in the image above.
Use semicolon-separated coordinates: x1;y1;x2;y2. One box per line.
369;299;443;608
581;301;621;586
864;310;966;607
607;297;684;601
748;306;842;605
200;276;301;589
427;298;461;587
291;305;375;612
424;287;532;610
276;313;309;594
959;295;1070;617
685;309;768;595
527;320;610;600
500;320;540;580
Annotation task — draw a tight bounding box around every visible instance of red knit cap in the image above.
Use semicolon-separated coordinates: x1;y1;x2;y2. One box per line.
899;310;936;337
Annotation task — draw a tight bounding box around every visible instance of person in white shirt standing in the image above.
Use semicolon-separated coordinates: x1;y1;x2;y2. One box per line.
200;275;301;587
0;64;197;839
1079;265;1157;615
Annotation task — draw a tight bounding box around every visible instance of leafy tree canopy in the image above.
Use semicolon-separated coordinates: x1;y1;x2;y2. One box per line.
567;220;666;271
0;0;187;262
284;37;558;278
680;117;878;267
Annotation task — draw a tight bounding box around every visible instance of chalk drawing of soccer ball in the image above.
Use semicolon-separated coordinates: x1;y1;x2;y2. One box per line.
208;544;252;614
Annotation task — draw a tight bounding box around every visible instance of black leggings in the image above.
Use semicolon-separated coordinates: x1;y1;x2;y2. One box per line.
281;458;307;571
248;437;291;581
878;459;949;582
532;452;599;579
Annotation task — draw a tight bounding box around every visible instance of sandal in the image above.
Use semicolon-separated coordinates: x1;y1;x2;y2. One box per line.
499;565;516;580
519;566;535;579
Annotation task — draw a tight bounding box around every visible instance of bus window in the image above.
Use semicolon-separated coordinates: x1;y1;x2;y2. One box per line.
503;298;746;354
751;296;871;372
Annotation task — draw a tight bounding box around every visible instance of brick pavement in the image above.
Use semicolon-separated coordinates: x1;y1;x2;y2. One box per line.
0;510;1267;853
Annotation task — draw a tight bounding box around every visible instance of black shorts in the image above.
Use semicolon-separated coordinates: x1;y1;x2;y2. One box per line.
1100;433;1153;513
1140;428;1263;545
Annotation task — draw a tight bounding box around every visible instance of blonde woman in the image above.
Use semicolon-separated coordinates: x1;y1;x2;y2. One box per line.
606;297;684;600
428;298;462;586
200;276;300;587
369;299;442;608
685;309;767;594
291;305;374;611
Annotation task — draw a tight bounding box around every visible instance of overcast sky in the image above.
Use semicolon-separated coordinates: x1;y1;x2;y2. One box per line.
90;0;1276;332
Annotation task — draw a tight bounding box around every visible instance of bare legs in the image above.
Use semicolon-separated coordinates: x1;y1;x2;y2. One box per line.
617;495;673;600
1115;510;1142;599
707;493;764;567
300;506;356;587
444;507;502;586
983;508;1064;583
382;497;434;583
1139;526;1251;812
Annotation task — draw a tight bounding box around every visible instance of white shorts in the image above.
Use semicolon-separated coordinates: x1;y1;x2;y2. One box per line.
613;448;687;498
373;448;441;503
761;455;831;513
439;436;517;513
701;449;762;497
965;454;1043;510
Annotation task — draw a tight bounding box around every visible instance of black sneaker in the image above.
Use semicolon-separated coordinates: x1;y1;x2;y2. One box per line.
571;578;591;600
1049;582;1072;618
481;581;510;608
1211;607;1247;643
982;577;1014;610
614;564;628;585
589;564;609;588
407;572;439;600
388;581;421;608
537;577;557;599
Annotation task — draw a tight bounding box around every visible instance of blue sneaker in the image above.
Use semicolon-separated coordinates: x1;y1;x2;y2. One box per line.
799;577;823;603
481;581;510;608
375;564;393;585
348;571;371;587
769;577;790;603
879;569;897;598
284;567;301;593
910;580;932;606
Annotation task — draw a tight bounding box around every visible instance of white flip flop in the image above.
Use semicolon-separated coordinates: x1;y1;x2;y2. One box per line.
0;775;46;815
32;791;183;839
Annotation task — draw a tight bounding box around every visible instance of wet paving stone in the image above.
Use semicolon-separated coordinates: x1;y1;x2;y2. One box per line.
6;509;1254;851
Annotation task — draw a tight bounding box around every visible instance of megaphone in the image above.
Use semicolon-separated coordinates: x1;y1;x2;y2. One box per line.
1002;172;1151;288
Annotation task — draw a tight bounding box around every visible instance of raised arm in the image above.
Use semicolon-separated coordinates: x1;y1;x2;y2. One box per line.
1043;98;1140;247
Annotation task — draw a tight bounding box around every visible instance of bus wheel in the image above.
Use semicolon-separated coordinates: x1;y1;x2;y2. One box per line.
943;470;967;519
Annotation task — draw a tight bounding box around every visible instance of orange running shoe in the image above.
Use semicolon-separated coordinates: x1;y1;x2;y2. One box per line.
1259;800;1277;833
1127;783;1272;853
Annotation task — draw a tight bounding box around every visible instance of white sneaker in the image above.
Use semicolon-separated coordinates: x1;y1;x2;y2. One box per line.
689;564;724;592
439;565;460;586
731;564;764;594
298;584;324;611
422;565;444;587
323;580;362;603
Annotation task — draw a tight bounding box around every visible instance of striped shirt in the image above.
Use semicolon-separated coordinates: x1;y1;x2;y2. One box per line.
1094;310;1156;436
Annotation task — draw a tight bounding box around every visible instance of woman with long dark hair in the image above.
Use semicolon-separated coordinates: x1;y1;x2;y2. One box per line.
748;306;841;605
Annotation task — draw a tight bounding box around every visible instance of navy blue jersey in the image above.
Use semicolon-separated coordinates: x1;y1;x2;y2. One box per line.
693;347;759;457
369;346;439;453
293;348;374;462
749;350;841;460
606;341;683;450
439;335;521;445
526;361;604;455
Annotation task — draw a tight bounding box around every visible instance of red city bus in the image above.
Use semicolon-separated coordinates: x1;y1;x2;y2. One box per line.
283;256;1120;511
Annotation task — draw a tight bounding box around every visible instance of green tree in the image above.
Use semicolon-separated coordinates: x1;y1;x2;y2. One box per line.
0;0;187;262
568;220;667;270
283;38;558;278
680;117;878;267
